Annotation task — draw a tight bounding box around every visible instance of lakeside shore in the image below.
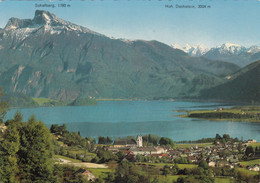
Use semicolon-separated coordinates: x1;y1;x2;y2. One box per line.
179;106;260;123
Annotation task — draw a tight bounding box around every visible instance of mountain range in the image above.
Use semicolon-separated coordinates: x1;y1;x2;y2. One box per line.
172;43;260;67
0;10;256;103
172;43;210;57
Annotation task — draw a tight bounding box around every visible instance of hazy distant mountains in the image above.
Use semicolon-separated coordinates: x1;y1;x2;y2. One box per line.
199;60;260;103
0;10;248;102
172;43;260;67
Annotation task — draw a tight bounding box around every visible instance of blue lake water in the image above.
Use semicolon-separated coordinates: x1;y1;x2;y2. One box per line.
6;101;260;141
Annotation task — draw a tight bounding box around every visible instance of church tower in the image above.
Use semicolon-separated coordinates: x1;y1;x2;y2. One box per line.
136;135;143;147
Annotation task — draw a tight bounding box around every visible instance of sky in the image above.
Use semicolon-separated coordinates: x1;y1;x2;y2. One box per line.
0;0;260;48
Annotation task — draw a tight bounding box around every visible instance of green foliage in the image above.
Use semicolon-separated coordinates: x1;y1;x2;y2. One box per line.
50;124;91;149
2;92;39;108
116;151;126;162
198;160;209;169
0;113;54;183
33;97;66;107
143;134;160;146
113;159;150;183
186;106;260;122
98;136;113;144
0;127;20;183
245;146;254;157
18;115;54;182
53;164;89;183
176;168;214;183
239;159;260;166
159;137;175;147
161;165;172;176
5;111;23;128
174;158;189;164
96;147;118;163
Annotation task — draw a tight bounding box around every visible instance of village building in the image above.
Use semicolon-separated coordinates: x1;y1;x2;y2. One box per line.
113;139;137;148
113;135;143;148
150;153;169;158
74;168;96;182
129;146;157;155
208;161;216;167
247;139;257;144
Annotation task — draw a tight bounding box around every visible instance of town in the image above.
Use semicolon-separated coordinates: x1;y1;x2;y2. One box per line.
48;123;260;183
1;114;260;183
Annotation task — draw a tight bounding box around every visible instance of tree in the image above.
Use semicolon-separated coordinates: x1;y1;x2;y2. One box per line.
215;134;222;140
98;136;106;144
255;146;260;156
116;151;126;162
114;159;150;183
18;115;54;182
5;111;23;128
238;142;243;153
245;146;254;157
223;134;230;141
159;137;175;147
97;149;117;163
50;124;59;134
199;160;209;169
162;165;171;176
0;127;20;183
106;136;113;144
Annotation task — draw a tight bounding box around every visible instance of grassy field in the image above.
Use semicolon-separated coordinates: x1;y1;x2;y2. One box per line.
239;159;260;166
177;164;198;169
157;175;183;183
235;167;259;176
139;163;197;169
32;97;65;106
88;168;112;179
215;177;234;183
54;155;82;163
182;106;260;122
175;143;213;148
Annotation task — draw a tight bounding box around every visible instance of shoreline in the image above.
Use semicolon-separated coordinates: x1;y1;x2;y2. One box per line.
179;106;260;123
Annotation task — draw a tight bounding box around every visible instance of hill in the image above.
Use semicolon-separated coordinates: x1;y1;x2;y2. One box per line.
199;60;260;103
2;92;39;108
0;10;240;101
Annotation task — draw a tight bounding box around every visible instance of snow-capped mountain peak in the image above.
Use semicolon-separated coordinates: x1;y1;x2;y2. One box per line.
216;43;246;55
172;43;183;50
191;44;209;56
171;43;209;56
183;44;192;51
247;45;260;54
218;43;241;48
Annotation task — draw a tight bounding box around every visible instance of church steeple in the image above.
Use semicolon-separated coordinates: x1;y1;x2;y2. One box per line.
136;135;143;147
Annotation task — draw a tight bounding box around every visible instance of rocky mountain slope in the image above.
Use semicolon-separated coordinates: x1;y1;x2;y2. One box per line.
199;60;260;103
0;10;240;101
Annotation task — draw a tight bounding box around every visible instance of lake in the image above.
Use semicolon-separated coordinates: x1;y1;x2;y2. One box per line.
6;101;260;141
